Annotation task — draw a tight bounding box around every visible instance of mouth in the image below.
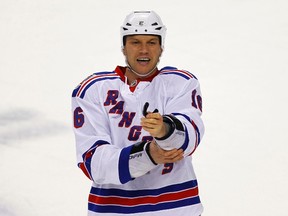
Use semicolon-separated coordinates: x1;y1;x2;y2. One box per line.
137;58;150;64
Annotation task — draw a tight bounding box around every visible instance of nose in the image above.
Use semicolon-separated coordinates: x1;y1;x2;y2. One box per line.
139;43;148;53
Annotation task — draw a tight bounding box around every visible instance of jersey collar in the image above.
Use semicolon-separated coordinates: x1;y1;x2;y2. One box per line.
114;66;159;92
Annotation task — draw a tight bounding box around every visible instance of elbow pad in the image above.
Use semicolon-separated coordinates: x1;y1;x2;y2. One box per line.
155;114;185;150
129;141;157;178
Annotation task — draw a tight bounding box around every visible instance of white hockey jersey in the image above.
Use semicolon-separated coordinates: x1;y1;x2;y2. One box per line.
71;66;205;216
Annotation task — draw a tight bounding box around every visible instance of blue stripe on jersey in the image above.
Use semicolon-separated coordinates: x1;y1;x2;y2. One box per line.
90;180;198;197
88;197;200;214
72;85;81;97
159;67;198;80
93;71;117;75
118;145;134;184
72;71;121;98
172;113;201;144
160;72;190;80
161;66;177;70
80;140;110;180
192;121;201;145
79;77;120;98
180;124;190;151
88;180;200;214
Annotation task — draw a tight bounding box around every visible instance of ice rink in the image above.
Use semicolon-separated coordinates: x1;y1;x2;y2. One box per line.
1;0;288;215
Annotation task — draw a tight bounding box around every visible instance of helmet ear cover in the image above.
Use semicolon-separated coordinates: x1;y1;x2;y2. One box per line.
122;35;162;47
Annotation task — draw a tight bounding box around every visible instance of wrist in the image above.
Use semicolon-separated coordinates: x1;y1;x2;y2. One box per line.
145;142;158;165
154;114;186;150
155;123;170;139
155;119;174;140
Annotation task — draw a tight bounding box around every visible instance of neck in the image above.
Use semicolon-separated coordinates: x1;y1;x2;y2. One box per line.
124;66;157;86
125;59;158;77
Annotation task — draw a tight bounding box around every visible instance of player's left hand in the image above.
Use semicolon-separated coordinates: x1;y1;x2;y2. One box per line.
149;140;184;164
141;112;168;138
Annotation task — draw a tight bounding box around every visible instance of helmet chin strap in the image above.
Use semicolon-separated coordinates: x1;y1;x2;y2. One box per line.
125;59;158;78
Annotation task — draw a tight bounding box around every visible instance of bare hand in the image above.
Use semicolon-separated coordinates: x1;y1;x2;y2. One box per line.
149;141;184;164
141;112;167;138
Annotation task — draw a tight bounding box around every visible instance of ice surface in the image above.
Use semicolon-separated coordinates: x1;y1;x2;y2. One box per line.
1;0;288;215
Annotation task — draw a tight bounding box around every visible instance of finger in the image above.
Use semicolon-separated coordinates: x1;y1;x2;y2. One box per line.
141;121;157;130
141;117;158;124
164;149;184;160
163;148;182;157
171;154;184;162
146;112;162;120
141;119;162;130
164;154;184;163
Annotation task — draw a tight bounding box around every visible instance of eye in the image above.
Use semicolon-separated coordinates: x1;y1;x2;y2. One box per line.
148;40;158;45
131;40;139;45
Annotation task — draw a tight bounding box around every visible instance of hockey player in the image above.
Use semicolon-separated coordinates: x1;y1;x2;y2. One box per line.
72;11;204;216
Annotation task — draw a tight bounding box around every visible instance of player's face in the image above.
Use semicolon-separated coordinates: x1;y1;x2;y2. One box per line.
123;35;162;76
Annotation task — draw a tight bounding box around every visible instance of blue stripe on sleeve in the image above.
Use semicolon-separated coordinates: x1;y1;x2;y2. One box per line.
118;145;133;184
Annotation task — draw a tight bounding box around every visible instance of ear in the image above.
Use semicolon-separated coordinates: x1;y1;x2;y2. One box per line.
159;48;163;57
122;47;127;56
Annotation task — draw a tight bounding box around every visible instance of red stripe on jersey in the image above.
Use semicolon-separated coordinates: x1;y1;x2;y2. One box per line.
160;69;194;79
76;73;119;97
88;186;199;206
78;162;93;180
188;121;200;156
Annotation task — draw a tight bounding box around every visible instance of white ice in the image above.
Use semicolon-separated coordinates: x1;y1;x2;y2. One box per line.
0;0;288;215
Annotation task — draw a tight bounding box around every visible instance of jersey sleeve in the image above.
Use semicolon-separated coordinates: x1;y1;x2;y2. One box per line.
156;71;204;157
72;81;156;185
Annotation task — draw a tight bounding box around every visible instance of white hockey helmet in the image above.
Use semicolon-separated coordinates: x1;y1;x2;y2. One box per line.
120;11;167;49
